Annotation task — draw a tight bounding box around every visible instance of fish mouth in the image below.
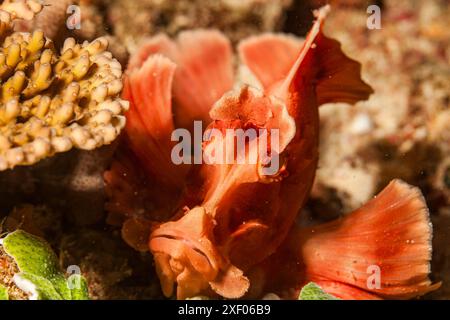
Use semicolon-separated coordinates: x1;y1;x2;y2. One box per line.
149;207;250;299
149;236;219;299
150;232;219;276
148;207;223;298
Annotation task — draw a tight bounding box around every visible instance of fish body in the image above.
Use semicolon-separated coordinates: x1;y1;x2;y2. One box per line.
105;6;439;300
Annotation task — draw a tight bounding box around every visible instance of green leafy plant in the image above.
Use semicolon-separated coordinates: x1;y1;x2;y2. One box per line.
1;230;89;300
0;284;8;300
299;282;339;300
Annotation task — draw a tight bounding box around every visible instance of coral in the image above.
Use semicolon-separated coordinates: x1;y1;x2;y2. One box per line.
14;0;130;66
1;0;43;21
0;30;127;171
14;0;76;40
0;2;128;230
76;0;103;40
73;1;129;65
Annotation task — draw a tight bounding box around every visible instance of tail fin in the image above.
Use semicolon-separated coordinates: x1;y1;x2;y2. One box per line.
300;179;440;299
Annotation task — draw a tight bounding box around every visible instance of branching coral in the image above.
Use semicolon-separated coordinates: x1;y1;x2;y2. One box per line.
14;0;76;40
0;0;43;21
15;0;130;68
0;6;127;171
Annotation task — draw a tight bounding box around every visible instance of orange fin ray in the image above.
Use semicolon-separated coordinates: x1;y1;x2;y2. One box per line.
105;55;188;236
172;30;234;129
238;34;303;89
127;34;178;72
124;55;187;188
127;30;234;129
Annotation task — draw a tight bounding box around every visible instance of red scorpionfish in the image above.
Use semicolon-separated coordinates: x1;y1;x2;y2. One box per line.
105;6;440;300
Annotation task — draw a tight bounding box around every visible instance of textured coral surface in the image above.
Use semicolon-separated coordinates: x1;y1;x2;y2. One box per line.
0;31;127;170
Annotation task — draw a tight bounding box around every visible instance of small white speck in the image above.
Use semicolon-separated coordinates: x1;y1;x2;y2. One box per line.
349;113;374;135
